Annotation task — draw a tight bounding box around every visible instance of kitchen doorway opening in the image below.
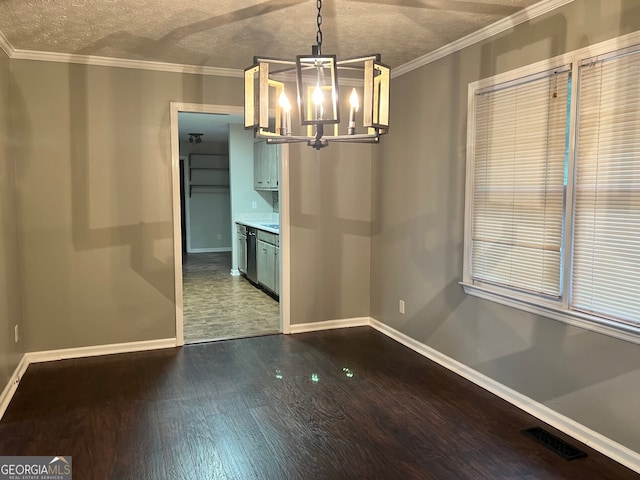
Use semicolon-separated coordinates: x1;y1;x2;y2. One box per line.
170;102;290;345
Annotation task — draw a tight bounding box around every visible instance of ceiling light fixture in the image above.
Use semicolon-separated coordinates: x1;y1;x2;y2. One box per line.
188;133;203;144
244;0;390;150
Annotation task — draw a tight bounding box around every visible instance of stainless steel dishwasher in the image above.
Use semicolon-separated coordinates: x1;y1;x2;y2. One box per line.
246;226;258;284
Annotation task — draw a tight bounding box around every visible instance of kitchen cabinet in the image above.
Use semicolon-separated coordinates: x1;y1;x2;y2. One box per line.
237;224;247;274
257;240;276;293
254;141;279;191
274;245;279;296
257;230;279;295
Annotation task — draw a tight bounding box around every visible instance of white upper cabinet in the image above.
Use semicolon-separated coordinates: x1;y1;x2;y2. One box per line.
253;141;279;191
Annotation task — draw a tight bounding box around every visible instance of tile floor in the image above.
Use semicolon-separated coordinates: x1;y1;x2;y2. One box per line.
182;252;280;343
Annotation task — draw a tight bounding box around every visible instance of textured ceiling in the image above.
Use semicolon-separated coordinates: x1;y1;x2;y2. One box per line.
0;0;543;70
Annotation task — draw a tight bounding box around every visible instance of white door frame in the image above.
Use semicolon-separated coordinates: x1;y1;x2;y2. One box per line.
170;102;291;346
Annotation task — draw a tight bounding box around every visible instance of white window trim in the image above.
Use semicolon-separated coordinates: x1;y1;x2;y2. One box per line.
462;30;640;346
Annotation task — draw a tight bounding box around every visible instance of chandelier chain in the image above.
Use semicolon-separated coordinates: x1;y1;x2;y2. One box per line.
316;0;323;54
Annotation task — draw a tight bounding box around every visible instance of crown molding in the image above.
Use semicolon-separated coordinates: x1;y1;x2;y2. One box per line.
392;0;575;78
0;30;14;58
9;48;244;77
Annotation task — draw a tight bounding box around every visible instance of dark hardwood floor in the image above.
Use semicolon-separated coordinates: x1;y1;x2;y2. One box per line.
1;327;638;479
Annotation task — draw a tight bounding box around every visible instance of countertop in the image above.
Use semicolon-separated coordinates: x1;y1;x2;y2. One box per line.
236;220;279;234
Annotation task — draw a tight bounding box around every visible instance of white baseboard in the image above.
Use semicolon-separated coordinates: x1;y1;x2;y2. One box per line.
187;247;231;254
368;318;640;474
25;338;177;364
289;317;371;334
0;354;29;419
230;269;241;276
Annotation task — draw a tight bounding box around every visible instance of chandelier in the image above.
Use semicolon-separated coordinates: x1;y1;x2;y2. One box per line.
244;0;390;150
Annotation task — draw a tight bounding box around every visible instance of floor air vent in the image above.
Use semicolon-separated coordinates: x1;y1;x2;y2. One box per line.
521;427;588;461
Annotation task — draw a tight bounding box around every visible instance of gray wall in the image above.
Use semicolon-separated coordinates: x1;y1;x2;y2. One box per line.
181;141;232;252
371;0;640;452
11;60;241;351
0;49;24;388
289;142;372;324
185;152;231;251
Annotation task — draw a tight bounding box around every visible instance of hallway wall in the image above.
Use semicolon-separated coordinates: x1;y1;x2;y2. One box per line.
0;49;24;390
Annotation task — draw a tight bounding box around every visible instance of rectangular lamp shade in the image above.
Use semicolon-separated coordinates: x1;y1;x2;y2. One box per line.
296;55;339;125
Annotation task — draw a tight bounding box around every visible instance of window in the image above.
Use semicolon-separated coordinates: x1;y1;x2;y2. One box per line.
463;35;640;341
470;68;570;298
571;48;640;328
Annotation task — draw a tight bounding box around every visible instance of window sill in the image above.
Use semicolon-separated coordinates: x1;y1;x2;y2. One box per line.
460;282;640;346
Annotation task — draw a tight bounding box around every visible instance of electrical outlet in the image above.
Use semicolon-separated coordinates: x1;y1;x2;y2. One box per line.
399;300;405;315
252;201;258;209
217;234;222;240
14;325;19;343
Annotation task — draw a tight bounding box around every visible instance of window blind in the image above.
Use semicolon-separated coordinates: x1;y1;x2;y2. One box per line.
572;50;640;327
471;70;570;297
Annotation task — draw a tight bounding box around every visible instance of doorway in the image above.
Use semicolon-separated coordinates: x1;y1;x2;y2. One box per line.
170;102;290;346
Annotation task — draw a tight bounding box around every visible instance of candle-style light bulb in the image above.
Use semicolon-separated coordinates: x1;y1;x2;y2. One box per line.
348;88;360;135
279;90;291;136
349;88;360;112
312;84;324;120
